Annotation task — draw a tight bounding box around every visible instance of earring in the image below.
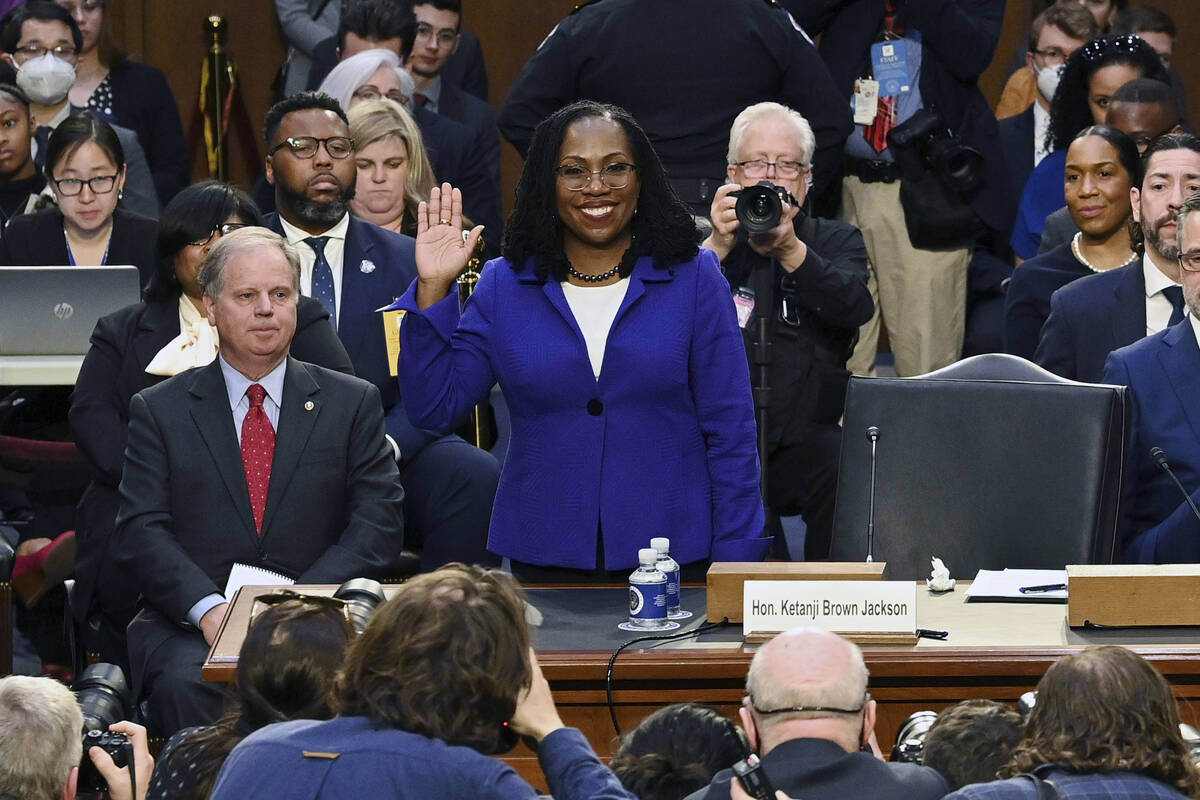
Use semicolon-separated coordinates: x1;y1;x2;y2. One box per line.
118;190;124;200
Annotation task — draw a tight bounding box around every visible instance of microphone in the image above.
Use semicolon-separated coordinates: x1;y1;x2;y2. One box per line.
865;426;880;563
1151;447;1200;527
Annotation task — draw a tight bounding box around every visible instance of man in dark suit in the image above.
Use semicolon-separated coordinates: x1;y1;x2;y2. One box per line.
405;0;502;256
1037;133;1200;382
117;227;405;735
685;627;947;800
263;92;500;572
996;2;1095;210
1102;190;1200;563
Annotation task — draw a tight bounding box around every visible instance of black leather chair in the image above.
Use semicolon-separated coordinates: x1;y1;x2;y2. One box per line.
828;354;1128;580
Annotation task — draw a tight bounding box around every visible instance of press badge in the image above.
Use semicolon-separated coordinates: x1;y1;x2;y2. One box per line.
733;287;755;329
853;79;880;125
870;39;911;97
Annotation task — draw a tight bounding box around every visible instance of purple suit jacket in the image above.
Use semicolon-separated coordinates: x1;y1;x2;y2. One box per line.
395;250;767;570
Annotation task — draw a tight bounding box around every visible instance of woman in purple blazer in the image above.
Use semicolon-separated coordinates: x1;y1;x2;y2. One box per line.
397;101;766;576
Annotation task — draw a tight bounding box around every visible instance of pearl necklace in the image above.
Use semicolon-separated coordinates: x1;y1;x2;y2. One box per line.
567;263;621;283
1071;232;1134;274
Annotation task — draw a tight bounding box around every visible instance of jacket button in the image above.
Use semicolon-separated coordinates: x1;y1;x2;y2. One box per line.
587;398;603;416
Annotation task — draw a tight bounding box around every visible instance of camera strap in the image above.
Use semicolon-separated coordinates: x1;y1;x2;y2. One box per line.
1021;774;1062;800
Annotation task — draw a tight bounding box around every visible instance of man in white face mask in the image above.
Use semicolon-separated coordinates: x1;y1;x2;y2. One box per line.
996;2;1098;209
0;1;159;216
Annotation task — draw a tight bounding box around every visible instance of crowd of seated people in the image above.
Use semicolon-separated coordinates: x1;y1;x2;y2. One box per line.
4;1;1200;797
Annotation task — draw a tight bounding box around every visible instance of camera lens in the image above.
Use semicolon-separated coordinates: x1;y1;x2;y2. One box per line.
734;182;784;234
75;663;132;735
334;578;386;634
892;710;939;763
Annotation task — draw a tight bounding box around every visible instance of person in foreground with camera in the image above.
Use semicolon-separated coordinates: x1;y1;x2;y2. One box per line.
685;627;947;800
944;646;1200;799
208;563;636;799
0;674;153;800
703;102;871;561
921;699;1024;791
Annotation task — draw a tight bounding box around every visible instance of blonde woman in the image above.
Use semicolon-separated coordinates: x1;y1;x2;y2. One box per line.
347;97;436;237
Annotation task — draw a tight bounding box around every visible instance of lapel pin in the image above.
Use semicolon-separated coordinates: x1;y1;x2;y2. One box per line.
304;401;315;411
359;259;376;274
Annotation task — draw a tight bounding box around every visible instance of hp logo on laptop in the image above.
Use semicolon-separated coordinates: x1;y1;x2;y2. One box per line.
54;302;74;320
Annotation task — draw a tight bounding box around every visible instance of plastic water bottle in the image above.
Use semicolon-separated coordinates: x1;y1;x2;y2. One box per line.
651;537;689;619
624;547;670;630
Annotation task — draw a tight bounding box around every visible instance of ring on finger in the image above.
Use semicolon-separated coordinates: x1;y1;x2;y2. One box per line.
440;218;451;225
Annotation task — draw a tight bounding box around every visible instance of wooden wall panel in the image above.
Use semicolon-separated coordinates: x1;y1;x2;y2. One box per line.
128;1;1198;202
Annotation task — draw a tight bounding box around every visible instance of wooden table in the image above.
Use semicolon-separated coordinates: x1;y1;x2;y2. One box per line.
204;583;1200;791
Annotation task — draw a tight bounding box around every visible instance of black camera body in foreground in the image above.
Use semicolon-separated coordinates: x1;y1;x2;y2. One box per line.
731;181;799;235
74;663;133;793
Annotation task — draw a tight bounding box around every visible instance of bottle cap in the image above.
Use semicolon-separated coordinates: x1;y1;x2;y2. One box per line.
650;537;669;553
638;547;658;565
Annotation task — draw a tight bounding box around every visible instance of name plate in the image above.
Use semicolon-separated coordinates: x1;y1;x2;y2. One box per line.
743;581;917;637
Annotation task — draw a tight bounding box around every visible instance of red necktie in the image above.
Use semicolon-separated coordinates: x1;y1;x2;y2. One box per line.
413;92;429;107
863;0;903;153
241;384;275;536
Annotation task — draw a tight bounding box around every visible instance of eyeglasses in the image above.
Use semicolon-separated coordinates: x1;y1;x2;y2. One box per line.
555;162;637;191
13;44;76;61
735;159;809;179
269;136;355;160
1031;47;1075;67
1179;251;1200;272
249;589;350;624
53;173;117;196
188;222;249;248
415;22;458;47
351;86;410;107
746;692;869;716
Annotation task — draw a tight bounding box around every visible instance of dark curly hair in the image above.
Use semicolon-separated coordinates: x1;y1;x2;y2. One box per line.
159;599;354;800
922;700;1024;791
1048;34;1166;153
335;563;532;754
147;180;265;301
501;100;699;282
610;704;749;800
1001;646;1200;797
264;91;349;146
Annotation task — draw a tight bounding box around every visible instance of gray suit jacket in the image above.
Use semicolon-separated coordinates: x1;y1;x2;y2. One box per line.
116;356;405;624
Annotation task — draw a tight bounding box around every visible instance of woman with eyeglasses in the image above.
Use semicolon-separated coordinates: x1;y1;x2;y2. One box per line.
65;181;352;668
147;596;355;800
1005;125;1140;359
347;97;436;237
395;100;767;579
51;0;189;204
0;111;156;279
1011;33;1165;260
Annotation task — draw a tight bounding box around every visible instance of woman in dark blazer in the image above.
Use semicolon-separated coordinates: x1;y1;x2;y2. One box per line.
0;112;157;284
65;181;353;667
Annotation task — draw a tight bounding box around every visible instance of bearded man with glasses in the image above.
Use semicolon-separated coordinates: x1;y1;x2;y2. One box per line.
1103;190;1200;563
701;102;872;561
686;627;947;800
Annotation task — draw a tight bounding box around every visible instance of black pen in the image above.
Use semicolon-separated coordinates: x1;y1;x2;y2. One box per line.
1019;583;1067;593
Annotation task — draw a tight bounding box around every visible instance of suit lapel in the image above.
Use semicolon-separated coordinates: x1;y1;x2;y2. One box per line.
339;219;376;361
260;358;320;540
130;299;182;374
1111;264;1146;349
187;361;257;542
1159;322;1200;449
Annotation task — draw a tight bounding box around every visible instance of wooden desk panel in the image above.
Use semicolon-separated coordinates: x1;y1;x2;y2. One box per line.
204;584;1200;792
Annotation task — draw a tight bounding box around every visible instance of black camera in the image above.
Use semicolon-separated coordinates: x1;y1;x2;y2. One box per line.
334;578;386;634
887;109;983;195
891;710;939;763
74;663;133;793
732;181;798;235
732;753;775;800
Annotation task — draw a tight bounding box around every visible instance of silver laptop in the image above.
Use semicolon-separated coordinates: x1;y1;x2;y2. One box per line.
0;266;141;356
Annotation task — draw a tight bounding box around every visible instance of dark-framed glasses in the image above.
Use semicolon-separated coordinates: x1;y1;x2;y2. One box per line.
188;222;249;248
415;22;459;47
249;589;350;625
1179;251;1200;273
269;136;355;160
735;159;808;179
13;43;76;61
555;162;637;191
745;692;869;716
53;174;118;196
